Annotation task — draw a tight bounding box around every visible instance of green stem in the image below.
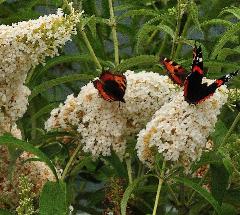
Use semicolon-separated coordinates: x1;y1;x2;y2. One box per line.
126;158;133;184
62;143;82;180
79;27;102;71
152;160;166;215
108;0;119;66
178;182;185;215
167;182;180;206
174;16;191;58
30;103;37;140
219;111;240;149
170;0;182;59
63;0;102;71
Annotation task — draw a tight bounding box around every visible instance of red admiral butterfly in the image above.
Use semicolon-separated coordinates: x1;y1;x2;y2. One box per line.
161;44;239;104
184;45;239;104
93;71;126;103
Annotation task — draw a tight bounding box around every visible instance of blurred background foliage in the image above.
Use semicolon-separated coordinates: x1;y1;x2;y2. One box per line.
0;0;240;214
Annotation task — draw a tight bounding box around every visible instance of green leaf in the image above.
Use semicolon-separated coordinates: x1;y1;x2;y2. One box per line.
121;175;154;215
211;22;240;59
0;0;6;4
201;19;232;28
104;151;128;178
189;200;208;215
221;203;237;215
136;24;174;54
189;0;202;31
210;163;229;204
174;177;222;215
39;181;67;215
32;102;59;121
69;156;92;177
115;55;158;71
29;74;94;101
0;209;14;215
29;54;100;84
192;151;222;172
222;157;234;175
117;9;159;21
211;120;228;147
0;134;58;180
220;7;240;19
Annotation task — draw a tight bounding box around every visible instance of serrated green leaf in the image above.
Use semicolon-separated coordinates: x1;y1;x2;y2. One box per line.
115;55;158;71
136;23;174;54
217;47;240;61
29;74;94;101
0;134;58;180
117;9;159;21
39;181;67;215
201;19;232;28
28;54;100;84
174;177;222;215
220;7;240;19
189;0;202;32
211;22;240;59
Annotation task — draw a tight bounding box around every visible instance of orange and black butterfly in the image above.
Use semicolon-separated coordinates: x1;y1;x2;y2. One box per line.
93;71;127;103
160;57;189;86
161;44;239;104
184;45;239;104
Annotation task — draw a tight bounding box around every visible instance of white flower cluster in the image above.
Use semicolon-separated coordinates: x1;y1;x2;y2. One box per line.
136;82;228;168
45;71;178;158
0;4;81;134
123;71;177;134
0;128;55;209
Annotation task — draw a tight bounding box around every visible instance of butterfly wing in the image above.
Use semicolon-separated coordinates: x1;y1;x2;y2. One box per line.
94;71;126;102
93;79;116;102
191;44;204;80
160;57;188;86
184;44;205;104
185;70;239;104
114;74;127;92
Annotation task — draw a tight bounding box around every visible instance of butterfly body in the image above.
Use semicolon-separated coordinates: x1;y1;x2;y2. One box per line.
93;71;126;103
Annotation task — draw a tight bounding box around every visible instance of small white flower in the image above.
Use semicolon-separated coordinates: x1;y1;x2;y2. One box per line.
136;82;228;169
0;4;82;134
45;71;178;158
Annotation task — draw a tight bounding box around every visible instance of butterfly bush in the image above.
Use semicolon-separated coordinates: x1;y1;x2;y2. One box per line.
0;127;55;209
136;81;228;168
45;70;178;157
0;3;81;135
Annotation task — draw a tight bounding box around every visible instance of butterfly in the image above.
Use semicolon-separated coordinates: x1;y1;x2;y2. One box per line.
160;56;188;86
161;44;239;104
184;44;239;104
93;71;127;103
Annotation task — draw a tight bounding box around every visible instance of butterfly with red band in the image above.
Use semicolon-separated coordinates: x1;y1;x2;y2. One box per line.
93;71;127;103
160;57;188;86
184;44;239;104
